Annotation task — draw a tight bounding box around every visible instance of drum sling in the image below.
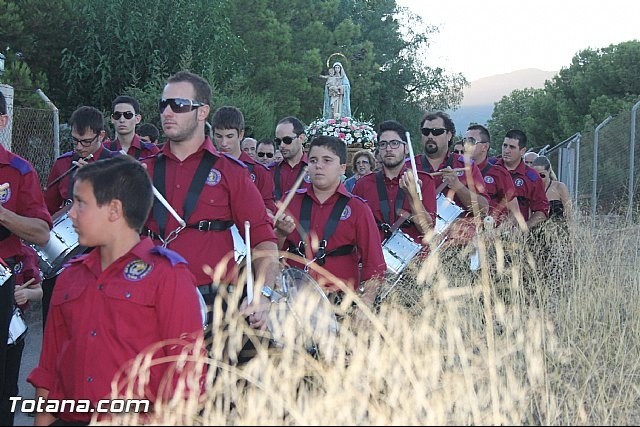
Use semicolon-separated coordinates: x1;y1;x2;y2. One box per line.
274;161;307;200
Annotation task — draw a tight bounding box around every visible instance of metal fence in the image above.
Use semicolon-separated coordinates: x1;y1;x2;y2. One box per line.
539;102;640;224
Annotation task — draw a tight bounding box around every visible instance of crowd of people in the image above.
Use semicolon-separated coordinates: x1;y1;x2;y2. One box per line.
0;69;572;424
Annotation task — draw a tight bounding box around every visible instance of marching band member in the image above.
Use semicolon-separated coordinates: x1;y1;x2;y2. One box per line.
352;120;436;245
141;71;280;331
28;156;204;425
103;95;160;159
276;135;386;311
271;116;311;200
0;91;52;426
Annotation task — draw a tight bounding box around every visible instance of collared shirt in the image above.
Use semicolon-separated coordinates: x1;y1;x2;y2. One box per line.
283;185;386;291
270;153;311;200
351;167;437;244
103;134;160;160
44;145;117;215
27;238;203;423
0;145;53;259
239;151;276;214
494;158;549;220
142;137;277;285
475;157;516;223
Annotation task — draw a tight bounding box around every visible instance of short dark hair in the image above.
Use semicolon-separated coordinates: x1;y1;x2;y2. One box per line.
211;106;245;133
69;106;105;136
309;135;346;164
167;70;212;106
505;129;528;149
277;116;306;136
111;95;140;114
377;120;408;143
257;138;275;151
74;156;153;232
138;123;159;143
0;91;6;115
420;111;456;143
467;124;491;143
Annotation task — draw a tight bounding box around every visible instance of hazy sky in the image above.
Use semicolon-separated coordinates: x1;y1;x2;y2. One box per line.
397;0;640;81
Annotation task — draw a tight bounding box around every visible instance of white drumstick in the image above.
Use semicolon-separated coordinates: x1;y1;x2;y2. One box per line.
244;221;254;305
0;183;9;192
405;131;422;201
151;186;186;228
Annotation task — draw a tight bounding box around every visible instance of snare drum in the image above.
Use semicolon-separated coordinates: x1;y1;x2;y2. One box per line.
267;268;339;356
31;213;87;279
197;289;209;330
0;262;11;287
435;193;465;235
8;306;28;345
381;230;423;276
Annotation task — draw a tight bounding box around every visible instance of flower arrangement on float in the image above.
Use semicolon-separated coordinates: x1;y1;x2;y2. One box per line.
305;116;377;149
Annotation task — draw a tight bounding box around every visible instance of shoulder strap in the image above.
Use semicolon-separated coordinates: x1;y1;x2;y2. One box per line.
481;162;493;175
274;162;282;200
375;171;391;224
109;139;118;152
152;155;169;238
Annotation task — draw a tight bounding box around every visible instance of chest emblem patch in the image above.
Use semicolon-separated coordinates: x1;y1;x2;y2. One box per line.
0;187;11;204
484;175;495;184
514;178;524;187
340;205;352;220
206;168;222;186
123;260;153;281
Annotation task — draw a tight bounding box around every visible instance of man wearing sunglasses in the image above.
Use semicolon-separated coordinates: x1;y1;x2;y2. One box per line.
141;71;280;334
410;111;489;249
464;124;519;226
211;106;276;214
494;129;549;231
256;139;276;166
272;116;311;200
103;95;159;160
352;120;436;246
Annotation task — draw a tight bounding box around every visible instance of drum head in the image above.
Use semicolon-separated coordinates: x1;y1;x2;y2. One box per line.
267;268;339;356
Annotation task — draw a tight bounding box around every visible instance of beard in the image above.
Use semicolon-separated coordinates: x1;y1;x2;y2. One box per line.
383;156;404;169
424;142;438;155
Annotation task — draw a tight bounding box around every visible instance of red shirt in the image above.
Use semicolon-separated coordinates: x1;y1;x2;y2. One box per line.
475;158;516;224
239;151;276;213
27;238;203;423
270;153;311;200
411;153;489;247
142;137;277;285
282;185;386;291
494;158;549;221
13;244;42;311
44;145;117;215
0;145;53;259
351;167;437;244
103;134;160;159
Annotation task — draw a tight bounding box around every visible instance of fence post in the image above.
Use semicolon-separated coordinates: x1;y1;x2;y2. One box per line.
592;116;613;225
628;100;640;223
0;84;14;151
36;89;60;159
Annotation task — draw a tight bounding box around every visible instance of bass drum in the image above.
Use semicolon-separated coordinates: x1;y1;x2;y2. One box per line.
267;268;339;358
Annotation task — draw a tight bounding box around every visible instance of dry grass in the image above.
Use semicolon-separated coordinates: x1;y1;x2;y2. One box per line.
97;218;640;426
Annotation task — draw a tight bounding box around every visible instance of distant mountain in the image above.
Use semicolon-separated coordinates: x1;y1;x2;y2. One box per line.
448;68;557;130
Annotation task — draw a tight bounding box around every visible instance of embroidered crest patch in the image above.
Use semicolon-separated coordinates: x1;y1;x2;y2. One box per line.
514;178;524;187
484;175;495;184
123;260;153;281
206;168;222;186
340;205;352;220
0;187;11;204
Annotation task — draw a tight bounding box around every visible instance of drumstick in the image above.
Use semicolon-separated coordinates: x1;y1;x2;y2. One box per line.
45;154;94;190
405;132;422;201
244;220;254;305
15;278;36;291
428;167;467;177
273;165;309;223
0;183;9;192
151;186;186;228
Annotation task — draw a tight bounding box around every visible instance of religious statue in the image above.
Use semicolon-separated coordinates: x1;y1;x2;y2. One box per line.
321;61;351;119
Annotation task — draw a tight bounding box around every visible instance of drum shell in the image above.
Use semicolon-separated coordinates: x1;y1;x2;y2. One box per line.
31;213;86;279
381;230;422;276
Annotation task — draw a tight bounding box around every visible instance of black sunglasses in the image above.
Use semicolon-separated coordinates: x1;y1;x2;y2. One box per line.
158;98;205;114
257;152;274;158
453;149;464;155
421;127;447;137
274;135;298;145
111;111;136;120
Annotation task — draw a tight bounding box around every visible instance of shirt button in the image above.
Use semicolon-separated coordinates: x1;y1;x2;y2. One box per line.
176;184;181;189
87;376;93;383
98;284;104;290
90;330;97;337
125;292;131;299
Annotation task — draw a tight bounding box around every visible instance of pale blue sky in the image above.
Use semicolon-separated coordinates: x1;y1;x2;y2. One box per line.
398;0;640;81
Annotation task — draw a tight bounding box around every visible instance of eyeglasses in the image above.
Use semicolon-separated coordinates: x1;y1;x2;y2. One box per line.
421;127;447;137
378;139;405;150
453;149;464;155
257;152;274;158
111;111;136;120
274;135;298;145
71;134;99;147
462;137;477;145
158;98;205;114
355;159;370;164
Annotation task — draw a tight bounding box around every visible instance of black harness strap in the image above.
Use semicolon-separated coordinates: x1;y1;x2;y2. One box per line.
375;171;407;237
274;161;306;200
420;153;453;173
295;194;354;266
152;152;217;239
481;162;493;176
